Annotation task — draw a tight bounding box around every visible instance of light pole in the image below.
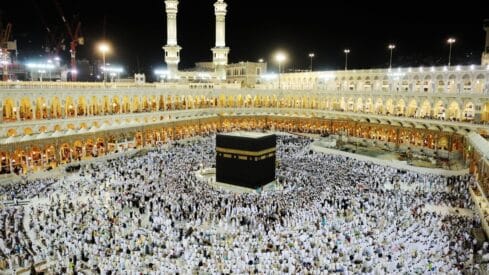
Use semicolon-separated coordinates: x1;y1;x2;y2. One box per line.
344;49;350;71
98;42;110;83
447;38;456;67
308;53;315;71
275;52;286;90
47;59;53;81
38;70;45;82
388;44;396;69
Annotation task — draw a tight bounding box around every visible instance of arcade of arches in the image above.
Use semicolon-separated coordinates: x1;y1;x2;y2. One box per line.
2;94;488;127
0;116;465;175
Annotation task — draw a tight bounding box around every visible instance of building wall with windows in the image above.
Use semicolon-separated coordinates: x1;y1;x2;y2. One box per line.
226;61;267;87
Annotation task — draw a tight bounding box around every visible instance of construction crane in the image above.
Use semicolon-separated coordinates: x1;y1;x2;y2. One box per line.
31;0;65;59
42;27;65;59
53;0;84;81
0;17;13;81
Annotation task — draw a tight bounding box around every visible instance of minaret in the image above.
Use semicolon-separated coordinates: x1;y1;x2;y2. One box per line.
163;0;182;79
482;19;489;66
211;0;230;80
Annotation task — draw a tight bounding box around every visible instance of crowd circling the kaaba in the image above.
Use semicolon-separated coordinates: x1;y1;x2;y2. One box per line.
0;133;485;274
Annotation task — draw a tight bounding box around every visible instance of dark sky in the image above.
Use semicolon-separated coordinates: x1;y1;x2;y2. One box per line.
1;0;488;79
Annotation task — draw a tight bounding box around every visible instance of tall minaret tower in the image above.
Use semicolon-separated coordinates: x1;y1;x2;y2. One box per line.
482;19;489;66
163;0;182;79
211;0;230;80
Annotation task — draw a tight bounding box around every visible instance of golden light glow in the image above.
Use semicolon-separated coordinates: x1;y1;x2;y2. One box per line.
275;52;286;63
98;42;111;54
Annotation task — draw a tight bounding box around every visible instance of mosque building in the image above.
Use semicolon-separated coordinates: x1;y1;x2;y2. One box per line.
1;0;489;259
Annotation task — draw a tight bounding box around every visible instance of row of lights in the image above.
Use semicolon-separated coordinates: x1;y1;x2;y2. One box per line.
22;42;112;81
268;37;461;74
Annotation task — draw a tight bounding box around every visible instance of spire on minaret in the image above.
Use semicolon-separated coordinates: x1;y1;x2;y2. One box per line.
482;19;489;66
211;0;230;80
163;0;182;80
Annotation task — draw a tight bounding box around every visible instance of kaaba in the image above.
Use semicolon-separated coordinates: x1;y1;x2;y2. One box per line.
216;132;276;189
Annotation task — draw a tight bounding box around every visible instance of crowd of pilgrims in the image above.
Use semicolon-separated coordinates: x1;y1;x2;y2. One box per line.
0;132;484;274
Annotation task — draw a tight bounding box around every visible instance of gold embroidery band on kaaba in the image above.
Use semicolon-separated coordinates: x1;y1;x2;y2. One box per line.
216;147;276;157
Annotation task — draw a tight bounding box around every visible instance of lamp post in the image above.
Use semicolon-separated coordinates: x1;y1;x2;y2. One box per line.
308;53;315;72
38;70;46;82
344;49;350;71
47;59;53;81
275;52;286;90
388;44;396;69
447;38;456;67
98;42;110;83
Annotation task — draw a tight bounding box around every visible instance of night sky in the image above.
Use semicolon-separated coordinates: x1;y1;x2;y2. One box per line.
1;0;488;79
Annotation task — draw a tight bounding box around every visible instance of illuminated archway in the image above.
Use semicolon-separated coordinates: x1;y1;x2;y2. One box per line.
419;100;432;118
483;102;489;122
141;96;150;111
462;102;475;121
44;145;56;167
35;97;48;119
112;97;120;114
29;146;42;170
122;96;131;113
102;96;110;114
447;101;461;120
364;98;373;113
59;143;72;163
11;150;27;174
475;74;485;93
356;98;363;112
406;99;418;117
73;140;84;160
396;99;406;115
374;98;383;114
77;96;87;116
433;100;446;120
385;98;394;115
96;138;106;155
19;97;32;120
0;152;11;174
133;96;141;112
65;96;75;117
2;98;15;121
89;96;99;116
51;97;62;118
